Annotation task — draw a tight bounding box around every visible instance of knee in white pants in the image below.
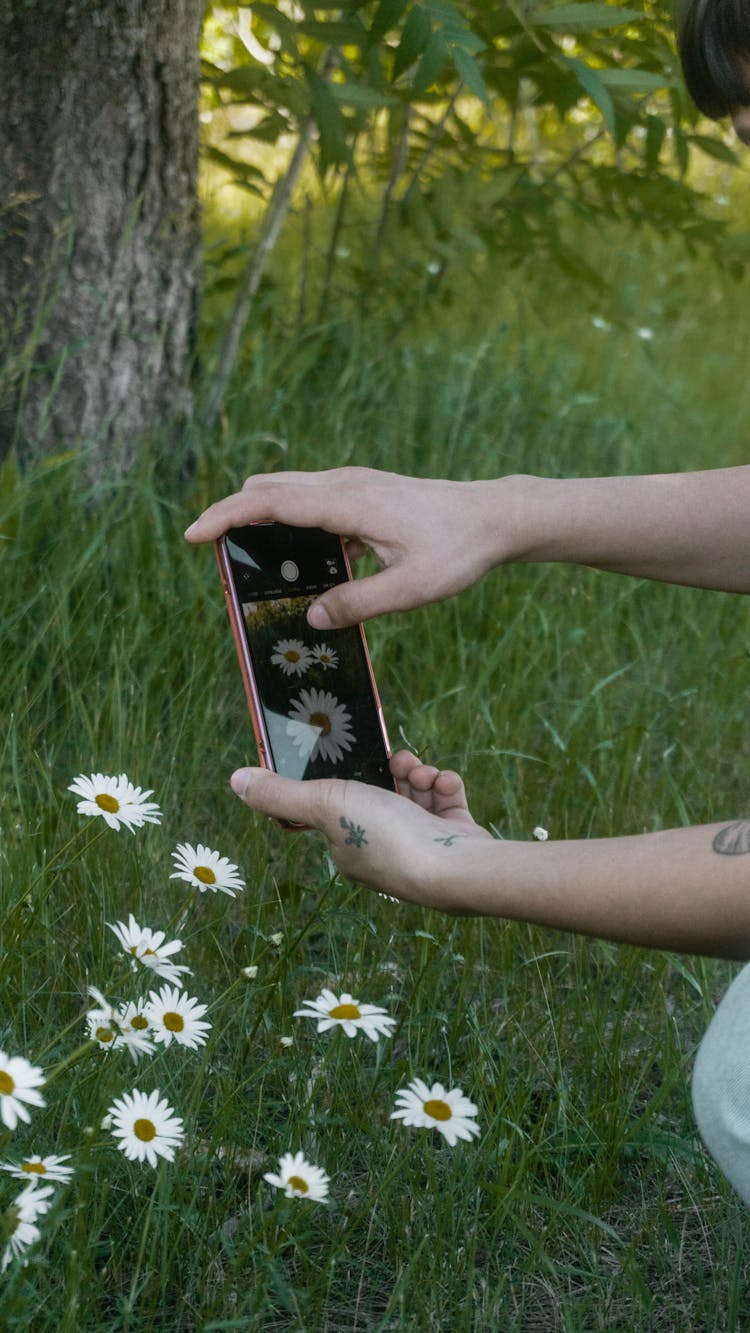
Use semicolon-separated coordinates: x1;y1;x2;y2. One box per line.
692;962;750;1208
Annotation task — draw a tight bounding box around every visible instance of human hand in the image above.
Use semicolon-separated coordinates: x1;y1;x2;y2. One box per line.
230;750;492;913
185;466;515;627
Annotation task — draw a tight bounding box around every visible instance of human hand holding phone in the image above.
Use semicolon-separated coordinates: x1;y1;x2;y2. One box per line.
216;522;396;821
187;466;513;627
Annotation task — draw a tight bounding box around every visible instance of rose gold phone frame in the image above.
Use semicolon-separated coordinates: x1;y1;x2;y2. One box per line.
215;527;396;825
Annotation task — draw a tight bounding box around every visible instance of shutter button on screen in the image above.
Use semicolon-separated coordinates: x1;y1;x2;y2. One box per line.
281;559;299;582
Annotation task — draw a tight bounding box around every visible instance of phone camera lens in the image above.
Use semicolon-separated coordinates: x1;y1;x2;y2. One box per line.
280;560;299;582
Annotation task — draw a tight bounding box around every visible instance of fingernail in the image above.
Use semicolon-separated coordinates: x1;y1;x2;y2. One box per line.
308;602;331;629
184;521;199;538
231;767;255;796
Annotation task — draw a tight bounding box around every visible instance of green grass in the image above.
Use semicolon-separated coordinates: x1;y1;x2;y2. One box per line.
1;235;750;1330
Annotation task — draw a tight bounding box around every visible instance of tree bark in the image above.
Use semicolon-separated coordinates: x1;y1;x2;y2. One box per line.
0;0;204;473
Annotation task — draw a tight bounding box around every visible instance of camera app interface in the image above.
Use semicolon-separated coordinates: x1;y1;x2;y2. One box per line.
225;524;394;789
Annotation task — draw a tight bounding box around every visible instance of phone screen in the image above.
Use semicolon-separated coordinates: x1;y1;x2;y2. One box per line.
222;524;395;790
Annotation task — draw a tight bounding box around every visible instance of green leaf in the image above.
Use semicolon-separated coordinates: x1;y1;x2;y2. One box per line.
392;5;431;81
252;2;299;57
452;45;489;105
530;4;641;31
567;57;616;137
328;81;397;108
597;67;676;92
203;147;267;181
297;18;366;44
412;32;448;95
307;67;350;171
368;0;409;45
687;133;738;164
645;114;666;171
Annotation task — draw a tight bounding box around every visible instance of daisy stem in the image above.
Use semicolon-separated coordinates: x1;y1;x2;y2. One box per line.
7;824;108;922
43;1042;97;1088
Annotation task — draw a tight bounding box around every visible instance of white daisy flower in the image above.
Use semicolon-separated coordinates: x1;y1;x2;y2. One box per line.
311;643;339;670
636;326;654;341
107;914;191;987
145;985;211;1050
86;1005;119;1050
286;688;355;764
390;1078;481;1147
117;1002;157;1061
108;1089;185;1167
0;1050;46;1131
532;826;549;841
271;639;313;677
2;1217;40;1271
1;1154;73;1185
242;965;258;980
263;1151;330;1201
15;1181;55;1221
68;772;162;832
294;989;396;1043
170;842;245;897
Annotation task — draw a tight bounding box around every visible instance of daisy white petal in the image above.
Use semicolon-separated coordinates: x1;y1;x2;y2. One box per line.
294;989;396;1043
107;913;191;987
170;842;245;897
391;1078;480;1147
108;1088;184;1168
286;689;355;765
67;772;161;832
0;1050;46;1131
271;639;313;677
263;1151;329;1201
1;1154;73;1185
145;985;211;1049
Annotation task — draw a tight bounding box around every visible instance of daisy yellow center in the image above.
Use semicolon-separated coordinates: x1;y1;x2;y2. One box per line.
0;1070;15;1095
329;1003;361;1020
194;865;216;885
309;711;332;736
423;1098;452;1122
130;1015;149;1030
285;650;300;663
288;1175;309;1193
134;1118;156;1142
163;1012;184;1032
95;792;120;813
96;1026;114;1043
22;1162;47;1175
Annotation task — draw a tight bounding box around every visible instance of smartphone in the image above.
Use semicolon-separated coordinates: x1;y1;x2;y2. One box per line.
215;522;397;797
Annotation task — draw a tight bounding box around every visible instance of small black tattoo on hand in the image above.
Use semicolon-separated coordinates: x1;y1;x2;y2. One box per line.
340;817;368;847
713;820;750;856
433;834;466;847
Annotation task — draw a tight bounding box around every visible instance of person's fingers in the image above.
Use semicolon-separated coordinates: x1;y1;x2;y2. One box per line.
230;767;342;832
307;560;426;629
184;475;355;544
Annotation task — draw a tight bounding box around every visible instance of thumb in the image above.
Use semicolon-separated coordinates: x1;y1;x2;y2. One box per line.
307;564;421;630
230;767;340;832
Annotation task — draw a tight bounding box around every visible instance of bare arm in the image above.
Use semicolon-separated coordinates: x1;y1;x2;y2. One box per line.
518;467;750;592
186;465;750;626
229;766;750;960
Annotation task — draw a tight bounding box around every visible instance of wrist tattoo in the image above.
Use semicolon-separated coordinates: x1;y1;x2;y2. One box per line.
340;816;368;848
712;820;750;856
433;834;468;847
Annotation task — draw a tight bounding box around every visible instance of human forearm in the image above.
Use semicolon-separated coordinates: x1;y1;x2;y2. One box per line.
500;467;750;592
229;767;750;961
448;820;750;958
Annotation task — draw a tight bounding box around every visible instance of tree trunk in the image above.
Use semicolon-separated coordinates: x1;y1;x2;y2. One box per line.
0;0;204;473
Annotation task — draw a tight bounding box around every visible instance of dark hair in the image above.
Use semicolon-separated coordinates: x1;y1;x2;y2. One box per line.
677;0;750;118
